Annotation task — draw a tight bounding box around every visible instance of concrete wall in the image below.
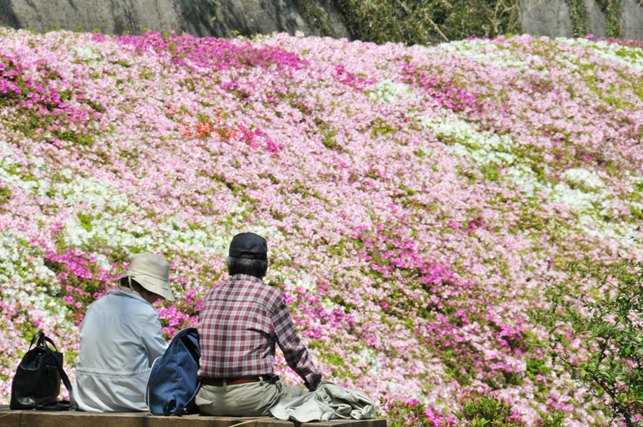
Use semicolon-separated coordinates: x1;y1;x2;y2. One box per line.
587;0;607;38
0;0;215;35
621;0;643;40
209;0;350;39
0;0;641;41
520;0;643;39
0;0;350;38
520;0;574;37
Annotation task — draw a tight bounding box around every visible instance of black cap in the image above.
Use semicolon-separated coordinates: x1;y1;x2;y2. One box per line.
229;232;267;261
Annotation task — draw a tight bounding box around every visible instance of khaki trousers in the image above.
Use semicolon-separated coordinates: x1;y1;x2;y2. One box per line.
196;378;307;416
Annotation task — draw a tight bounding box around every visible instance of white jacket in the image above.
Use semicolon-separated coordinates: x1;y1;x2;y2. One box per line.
71;290;167;412
270;382;377;422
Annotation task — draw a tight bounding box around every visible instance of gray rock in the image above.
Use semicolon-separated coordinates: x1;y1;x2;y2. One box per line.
621;0;643;40
586;0;607;38
520;0;573;38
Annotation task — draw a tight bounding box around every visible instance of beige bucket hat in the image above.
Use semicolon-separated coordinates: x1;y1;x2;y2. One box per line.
122;252;174;301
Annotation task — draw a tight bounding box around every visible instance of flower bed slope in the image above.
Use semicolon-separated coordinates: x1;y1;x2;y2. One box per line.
0;28;641;426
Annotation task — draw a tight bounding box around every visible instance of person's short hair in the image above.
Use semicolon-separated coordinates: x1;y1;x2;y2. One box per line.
227;256;268;278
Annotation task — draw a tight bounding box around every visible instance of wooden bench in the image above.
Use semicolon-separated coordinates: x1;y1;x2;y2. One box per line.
0;407;387;427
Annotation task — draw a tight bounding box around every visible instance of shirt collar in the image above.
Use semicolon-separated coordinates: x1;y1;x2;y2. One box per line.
230;274;264;283
110;288;152;305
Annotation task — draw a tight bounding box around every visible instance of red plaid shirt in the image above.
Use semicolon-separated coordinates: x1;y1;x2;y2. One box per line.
198;274;321;390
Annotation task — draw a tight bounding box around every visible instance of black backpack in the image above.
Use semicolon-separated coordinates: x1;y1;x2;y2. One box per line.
10;330;72;410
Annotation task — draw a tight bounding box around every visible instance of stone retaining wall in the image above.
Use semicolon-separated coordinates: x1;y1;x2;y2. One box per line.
0;0;641;40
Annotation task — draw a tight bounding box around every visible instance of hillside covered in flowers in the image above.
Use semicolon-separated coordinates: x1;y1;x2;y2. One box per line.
0;27;641;425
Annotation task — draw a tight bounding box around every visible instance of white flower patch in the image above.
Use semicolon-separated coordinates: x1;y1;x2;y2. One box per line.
63;215;155;250
156;220;225;254
629;174;643;195
421;116;640;250
548;179;641;248
440;39;543;75
54;172;129;211
0;143;40;193
0;232;71;328
577;214;640;247
562;167;607;192
559;38;643;72
75;43;103;68
91;252;114;272
369;80;417;103
52;175;160;251
51;173;127;238
504;163;551;194
551;182;598;212
356;346;381;371
269;257;315;291
294;274;317;292
422;115;517;167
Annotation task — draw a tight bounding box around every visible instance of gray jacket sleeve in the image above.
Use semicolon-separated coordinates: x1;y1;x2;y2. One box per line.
139;311;167;364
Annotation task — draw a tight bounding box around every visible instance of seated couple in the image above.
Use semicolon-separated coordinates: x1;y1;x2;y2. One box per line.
72;232;320;415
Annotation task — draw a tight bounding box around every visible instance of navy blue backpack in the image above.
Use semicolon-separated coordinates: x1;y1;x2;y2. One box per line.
146;327;201;416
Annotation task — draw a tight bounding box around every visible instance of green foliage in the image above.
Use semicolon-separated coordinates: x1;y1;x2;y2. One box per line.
480;163;501;182
0;185;11;206
51;130;96;147
441;348;473;386
333;0;625;44
460;393;525;426
77;212;93;232
318;122;339;150
536;410;567;426
567;0;590;37
595;0;622;38
369;117;397;138
567;0;622;37
335;0;522;44
525;356;550;379
386;399;449;427
539;259;642;426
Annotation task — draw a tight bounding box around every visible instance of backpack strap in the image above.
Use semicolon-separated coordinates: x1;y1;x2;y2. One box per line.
145;356;161;409
182;378;202;414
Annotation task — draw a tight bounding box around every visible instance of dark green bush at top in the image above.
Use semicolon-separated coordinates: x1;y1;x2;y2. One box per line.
335;0;522;44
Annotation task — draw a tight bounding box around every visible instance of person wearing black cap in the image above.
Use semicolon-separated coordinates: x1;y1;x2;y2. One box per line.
196;232;322;416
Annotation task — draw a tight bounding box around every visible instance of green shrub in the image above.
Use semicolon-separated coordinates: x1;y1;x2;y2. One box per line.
335;0;522;44
539;259;642;426
460;392;525;426
0;185;11;206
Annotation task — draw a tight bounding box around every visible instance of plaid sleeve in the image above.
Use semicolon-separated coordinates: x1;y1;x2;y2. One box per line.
272;294;322;390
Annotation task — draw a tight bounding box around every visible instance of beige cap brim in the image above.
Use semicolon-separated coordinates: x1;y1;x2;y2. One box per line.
125;270;175;302
122;252;175;302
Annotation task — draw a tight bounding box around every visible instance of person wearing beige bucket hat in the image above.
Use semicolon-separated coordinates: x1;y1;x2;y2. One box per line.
121;252;175;302
71;253;174;412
